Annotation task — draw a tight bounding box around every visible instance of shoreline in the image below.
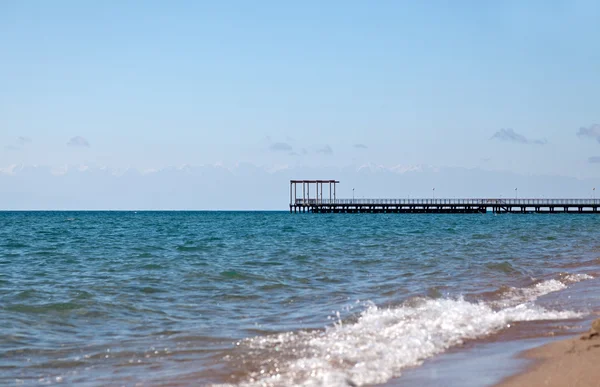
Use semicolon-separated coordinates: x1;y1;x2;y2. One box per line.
495;318;600;387
393;275;600;387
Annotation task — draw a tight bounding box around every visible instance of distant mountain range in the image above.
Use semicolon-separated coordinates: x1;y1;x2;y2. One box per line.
1;163;598;210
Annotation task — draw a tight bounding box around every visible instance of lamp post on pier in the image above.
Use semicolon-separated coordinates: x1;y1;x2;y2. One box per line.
433;188;435;200
515;188;518;200
352;188;355;203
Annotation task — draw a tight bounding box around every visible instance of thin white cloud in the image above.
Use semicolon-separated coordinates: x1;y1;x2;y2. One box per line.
317;145;334;155
67;136;91;147
4;136;32;151
577;124;600;143
491;129;547;145
269;142;293;152
0;164;19;175
17;136;32;146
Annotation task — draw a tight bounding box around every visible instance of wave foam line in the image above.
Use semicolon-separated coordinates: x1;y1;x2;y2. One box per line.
219;275;593;387
495;274;595;308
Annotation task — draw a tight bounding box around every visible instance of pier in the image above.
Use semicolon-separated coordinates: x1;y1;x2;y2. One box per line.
289;180;600;214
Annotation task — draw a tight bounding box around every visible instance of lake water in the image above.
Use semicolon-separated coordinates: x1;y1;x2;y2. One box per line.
1;211;599;386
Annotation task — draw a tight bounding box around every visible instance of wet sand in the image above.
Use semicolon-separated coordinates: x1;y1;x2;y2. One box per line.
393;319;581;387
496;318;600;387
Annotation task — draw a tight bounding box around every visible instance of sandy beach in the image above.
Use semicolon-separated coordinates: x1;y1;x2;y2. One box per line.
497;318;600;387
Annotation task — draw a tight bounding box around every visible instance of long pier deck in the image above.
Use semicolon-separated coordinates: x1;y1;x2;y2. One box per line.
290;198;600;214
289;180;600;214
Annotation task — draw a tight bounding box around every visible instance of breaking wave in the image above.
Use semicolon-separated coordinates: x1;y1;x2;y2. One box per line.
216;274;593;387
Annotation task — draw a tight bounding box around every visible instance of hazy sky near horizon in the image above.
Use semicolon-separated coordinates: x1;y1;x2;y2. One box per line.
1;1;600;178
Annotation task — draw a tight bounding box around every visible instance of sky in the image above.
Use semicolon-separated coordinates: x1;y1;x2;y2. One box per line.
1;1;600;208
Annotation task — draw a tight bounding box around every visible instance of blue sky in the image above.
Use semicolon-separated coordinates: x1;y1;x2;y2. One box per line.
1;1;599;183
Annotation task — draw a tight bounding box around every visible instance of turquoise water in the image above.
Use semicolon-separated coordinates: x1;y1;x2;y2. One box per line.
1;212;599;386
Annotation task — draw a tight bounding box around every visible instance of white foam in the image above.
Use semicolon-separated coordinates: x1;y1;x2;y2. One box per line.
563;273;594;283
495;274;595;308
495;279;566;308
221;296;582;387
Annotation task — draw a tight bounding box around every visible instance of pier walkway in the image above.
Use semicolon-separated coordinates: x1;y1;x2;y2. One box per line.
289;180;600;214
